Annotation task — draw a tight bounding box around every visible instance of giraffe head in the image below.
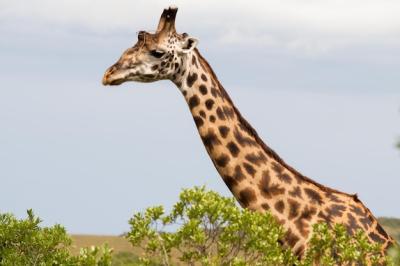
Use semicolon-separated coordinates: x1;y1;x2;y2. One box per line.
102;6;198;85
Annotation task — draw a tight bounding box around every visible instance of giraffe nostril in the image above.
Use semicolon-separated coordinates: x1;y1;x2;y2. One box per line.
109;66;117;74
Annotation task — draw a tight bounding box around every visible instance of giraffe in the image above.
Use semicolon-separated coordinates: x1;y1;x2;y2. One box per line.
102;6;394;257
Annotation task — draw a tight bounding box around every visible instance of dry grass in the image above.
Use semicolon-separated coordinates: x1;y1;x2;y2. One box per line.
70;235;184;265
70;235;138;255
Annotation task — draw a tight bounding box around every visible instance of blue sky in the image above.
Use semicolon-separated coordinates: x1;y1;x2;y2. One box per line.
1;0;399;234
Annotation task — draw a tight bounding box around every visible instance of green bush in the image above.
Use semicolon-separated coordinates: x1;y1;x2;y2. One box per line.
127;187;296;265
127;186;396;266
300;223;382;265
0;209;112;266
388;245;400;266
1;188;398;265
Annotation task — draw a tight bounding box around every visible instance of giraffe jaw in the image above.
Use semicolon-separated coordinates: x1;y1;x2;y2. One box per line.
106;79;124;86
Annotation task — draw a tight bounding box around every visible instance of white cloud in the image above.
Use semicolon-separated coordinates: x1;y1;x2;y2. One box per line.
1;0;400;56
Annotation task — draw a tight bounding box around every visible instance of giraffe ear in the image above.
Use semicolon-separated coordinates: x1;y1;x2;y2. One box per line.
179;36;198;54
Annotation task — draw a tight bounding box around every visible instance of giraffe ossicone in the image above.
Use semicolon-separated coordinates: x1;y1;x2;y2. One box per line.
102;6;394;257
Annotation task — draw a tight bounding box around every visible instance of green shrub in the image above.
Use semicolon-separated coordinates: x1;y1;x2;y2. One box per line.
300;223;382;265
388;245;400;266
127;186;297;265
0;209;112;266
1;188;398;265
127;186;394;266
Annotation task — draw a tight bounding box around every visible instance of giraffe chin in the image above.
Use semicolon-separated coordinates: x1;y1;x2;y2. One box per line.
106;79;125;86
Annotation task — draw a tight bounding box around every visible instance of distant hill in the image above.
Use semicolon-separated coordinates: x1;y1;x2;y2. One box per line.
378;217;400;243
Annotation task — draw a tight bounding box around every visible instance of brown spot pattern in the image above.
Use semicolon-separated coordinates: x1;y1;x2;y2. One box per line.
369;232;385;243
347;213;359;235
261;203;270;210
215;153;230;167
289;186;303;199
318;211;331;223
218;126;230;138
272;162;292;184
234;128;257;147
243;162;256;177
295;206;317;237
193;116;203;128
186;72;198;87
274;200;285;213
359;215;373;230
304;188;324;205
285;229;300;247
245;151;267;166
201;130;221;151
216;107;226;120
272;162;283;173
239;188;257;207
326;193;344;203
328;204;346;217
199;85;208;95
349;205;365;216
205;99;214;110
223;106;235;119
223;175;238;191
288;199;300;220
199;110;206;118
233;165;245;182
191;55;198;68
188;95;200;110
226;141;240;157
210;87;220;98
258;170;285;199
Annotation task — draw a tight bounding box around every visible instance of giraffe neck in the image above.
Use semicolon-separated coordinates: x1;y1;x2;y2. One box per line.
173;49;308;249
171;49;394;255
174;51;266;205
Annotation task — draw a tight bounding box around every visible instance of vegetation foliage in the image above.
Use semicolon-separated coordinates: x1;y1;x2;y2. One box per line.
127;187;296;265
1;188;399;265
0;209;112;266
127;186;399;266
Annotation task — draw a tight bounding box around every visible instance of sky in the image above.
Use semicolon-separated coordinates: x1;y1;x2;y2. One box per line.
0;0;399;234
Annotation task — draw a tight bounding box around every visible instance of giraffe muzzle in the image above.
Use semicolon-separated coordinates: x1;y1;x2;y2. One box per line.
102;67;124;86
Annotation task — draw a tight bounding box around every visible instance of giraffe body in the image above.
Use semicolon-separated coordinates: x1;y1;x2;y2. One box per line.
102;6;394;256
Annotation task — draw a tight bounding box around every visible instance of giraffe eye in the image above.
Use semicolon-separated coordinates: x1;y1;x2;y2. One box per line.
150;50;165;58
